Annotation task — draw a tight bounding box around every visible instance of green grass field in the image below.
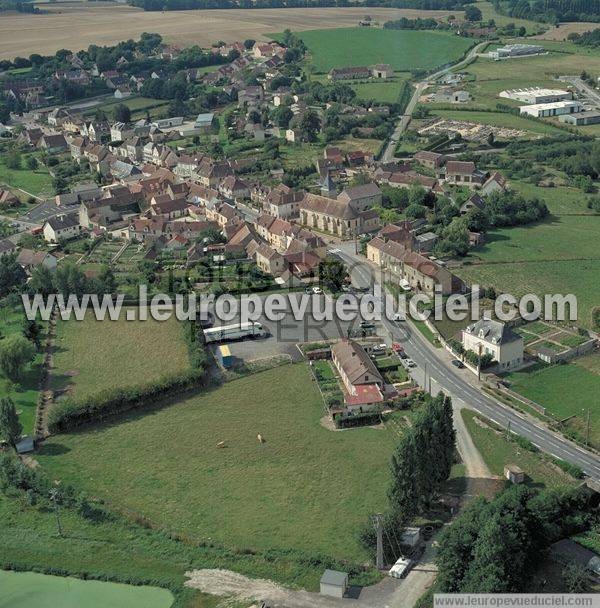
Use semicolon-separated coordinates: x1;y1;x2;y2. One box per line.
38;364;396;563
455;212;600;329
0;160;53;197
462;410;576;489
503;355;600;447
350;77;408;103
0;301;42;433
293;28;473;73
51;311;189;400
0;571;173;608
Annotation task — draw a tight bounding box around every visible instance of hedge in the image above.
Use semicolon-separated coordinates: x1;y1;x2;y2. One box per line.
48;368;206;433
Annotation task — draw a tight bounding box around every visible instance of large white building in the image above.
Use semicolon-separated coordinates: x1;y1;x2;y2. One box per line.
462;319;524;372
520;100;583;118
490;44;545;60
499;87;572;105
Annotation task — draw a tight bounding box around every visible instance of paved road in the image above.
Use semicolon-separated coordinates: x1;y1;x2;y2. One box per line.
381;42;487;163
334;243;600;481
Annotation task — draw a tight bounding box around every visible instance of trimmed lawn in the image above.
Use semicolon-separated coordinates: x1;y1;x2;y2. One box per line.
461;409;576;489
51;310;189;400
294;28;473;73
38;364;396;563
503;356;600;447
0;571;173;608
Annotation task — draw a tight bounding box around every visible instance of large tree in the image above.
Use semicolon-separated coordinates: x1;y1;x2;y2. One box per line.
0;334;35;382
0;397;22;451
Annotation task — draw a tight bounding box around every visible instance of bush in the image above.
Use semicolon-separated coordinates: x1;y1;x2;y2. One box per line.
553;458;585;479
48;368;206;433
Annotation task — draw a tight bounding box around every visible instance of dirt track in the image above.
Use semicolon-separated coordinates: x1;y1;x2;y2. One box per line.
0;3;453;60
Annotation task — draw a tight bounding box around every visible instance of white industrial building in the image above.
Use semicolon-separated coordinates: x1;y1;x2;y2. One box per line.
499;87;572;105
490;44;546;60
520;100;583;118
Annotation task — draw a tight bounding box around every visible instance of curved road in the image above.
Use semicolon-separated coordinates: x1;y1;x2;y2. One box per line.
381;41;487;162
335;244;600;481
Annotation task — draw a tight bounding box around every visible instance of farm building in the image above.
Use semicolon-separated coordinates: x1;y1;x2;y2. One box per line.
559;110;600;126
320;569;348;598
519;100;583;118
489;44;545;60
499;87;572;105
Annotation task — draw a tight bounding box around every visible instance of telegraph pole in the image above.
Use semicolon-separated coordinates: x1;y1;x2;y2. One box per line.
49;488;63;537
372;514;384;569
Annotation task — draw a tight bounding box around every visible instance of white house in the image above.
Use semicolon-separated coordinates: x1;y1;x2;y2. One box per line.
462;318;524;372
43;213;81;243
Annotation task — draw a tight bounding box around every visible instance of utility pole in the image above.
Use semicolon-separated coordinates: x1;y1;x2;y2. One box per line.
372;513;384;570
506;419;511;441
424;362;428;394
585;408;591;446
49;488;63;538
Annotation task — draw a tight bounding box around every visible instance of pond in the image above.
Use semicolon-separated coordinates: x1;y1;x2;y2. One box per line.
0;571;173;608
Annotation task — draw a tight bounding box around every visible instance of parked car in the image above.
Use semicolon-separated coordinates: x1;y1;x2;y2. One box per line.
389;557;413;579
393;313;403;322
405;358;416;368
451;359;465;369
360;320;375;329
392;342;404;354
312;286;323;294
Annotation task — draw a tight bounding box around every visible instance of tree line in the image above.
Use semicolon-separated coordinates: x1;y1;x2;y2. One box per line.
129;0;474;11
437;483;596;593
492;0;600;24
361;393;456;562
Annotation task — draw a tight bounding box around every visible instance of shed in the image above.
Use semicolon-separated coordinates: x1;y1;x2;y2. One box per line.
320;569;348;598
504;464;525;484
401;526;421;548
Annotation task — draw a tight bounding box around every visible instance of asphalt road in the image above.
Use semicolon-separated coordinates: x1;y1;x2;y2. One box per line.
381;42;488;163
334;243;600;481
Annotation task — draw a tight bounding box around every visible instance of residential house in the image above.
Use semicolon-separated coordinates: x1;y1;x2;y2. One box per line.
219;176;250;201
414;151;446;170
481;171;507;196
462;318;524;371
17;249;57;274
43;213;81;243
39;133;68;153
460;193;485;215
441;160;486;186
255;243;285;276
331;339;385;413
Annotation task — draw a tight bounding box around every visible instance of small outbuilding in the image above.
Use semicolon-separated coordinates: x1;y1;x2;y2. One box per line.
401;526;421;548
320;569;348;598
504;464;525;484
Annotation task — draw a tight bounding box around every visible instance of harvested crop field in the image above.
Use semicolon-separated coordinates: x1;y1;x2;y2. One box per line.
0;3;453;60
531;22;599;41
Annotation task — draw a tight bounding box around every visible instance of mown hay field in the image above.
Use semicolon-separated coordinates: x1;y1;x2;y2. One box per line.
0;3;452;59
